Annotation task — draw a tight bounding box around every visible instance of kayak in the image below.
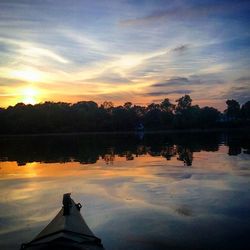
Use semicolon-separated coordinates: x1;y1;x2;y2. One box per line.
21;193;105;250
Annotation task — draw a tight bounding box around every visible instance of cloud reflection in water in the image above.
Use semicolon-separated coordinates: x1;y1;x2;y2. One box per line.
0;132;250;249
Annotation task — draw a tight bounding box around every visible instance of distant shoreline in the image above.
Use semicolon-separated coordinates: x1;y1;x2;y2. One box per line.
0;127;249;137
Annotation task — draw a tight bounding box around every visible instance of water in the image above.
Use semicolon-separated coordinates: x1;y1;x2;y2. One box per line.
0;131;250;250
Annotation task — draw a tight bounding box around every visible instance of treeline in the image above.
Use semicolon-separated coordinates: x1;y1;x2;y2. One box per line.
0;95;249;134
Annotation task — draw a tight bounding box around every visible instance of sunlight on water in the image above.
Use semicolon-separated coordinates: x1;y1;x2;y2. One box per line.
0;132;250;249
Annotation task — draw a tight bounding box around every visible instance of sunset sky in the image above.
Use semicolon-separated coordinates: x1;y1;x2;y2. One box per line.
0;0;249;110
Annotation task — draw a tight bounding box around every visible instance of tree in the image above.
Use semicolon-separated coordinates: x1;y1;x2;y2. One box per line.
123;102;133;109
133;105;146;118
72;101;98;111
225;99;240;119
101;101;114;110
160;98;175;113
144;103;162;129
199;107;220;127
147;103;160;111
175;95;192;113
241;101;250;120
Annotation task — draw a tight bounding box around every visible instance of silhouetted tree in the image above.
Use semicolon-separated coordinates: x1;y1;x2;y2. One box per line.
176;95;192;113
0;96;249;134
101;101;114;110
199;107;220;128
241;101;250;120
144;103;163;129
174;95;201;128
123;102;133;109
160;98;175;113
225;99;240;119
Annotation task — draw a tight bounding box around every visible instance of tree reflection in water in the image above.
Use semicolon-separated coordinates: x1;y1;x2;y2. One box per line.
0;131;249;167
176;146;193;166
102;147;115;165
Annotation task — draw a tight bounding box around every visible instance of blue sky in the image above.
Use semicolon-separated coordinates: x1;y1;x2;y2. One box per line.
0;0;249;109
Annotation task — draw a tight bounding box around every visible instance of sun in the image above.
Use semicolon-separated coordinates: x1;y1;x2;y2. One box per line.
21;87;39;105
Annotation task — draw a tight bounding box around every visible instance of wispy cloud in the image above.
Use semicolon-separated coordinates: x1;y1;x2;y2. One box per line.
0;77;25;87
60;30;108;54
0;38;69;64
199;64;229;74
235;76;250;83
151;75;224;87
143;89;192;97
120;1;250;26
223;86;250;104
152;77;189;87
172;44;189;53
86;72;132;85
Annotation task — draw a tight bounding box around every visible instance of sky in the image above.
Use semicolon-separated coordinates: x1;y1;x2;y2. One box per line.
0;0;249;110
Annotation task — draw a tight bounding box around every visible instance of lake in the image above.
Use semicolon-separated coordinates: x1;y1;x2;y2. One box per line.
0;131;250;250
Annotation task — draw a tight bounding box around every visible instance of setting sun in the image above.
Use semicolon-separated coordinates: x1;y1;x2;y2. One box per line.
21;87;39;105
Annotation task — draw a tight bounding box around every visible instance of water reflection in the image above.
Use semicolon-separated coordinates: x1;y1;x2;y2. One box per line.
0;131;249;166
0;131;250;250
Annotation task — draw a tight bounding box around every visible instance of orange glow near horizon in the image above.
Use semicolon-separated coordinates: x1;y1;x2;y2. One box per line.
0;94;227;111
0;53;232;111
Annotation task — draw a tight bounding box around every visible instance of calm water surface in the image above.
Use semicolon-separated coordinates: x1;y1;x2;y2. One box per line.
0;131;250;250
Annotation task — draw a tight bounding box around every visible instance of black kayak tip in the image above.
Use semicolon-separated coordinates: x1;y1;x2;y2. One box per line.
20;193;105;250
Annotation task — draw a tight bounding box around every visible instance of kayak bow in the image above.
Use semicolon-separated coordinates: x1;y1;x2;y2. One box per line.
21;193;104;250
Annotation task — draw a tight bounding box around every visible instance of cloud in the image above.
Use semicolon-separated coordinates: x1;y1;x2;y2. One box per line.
0;77;25;87
153;77;189;87
151;75;224;87
21;46;69;64
0;38;69;64
143;89;192;97
120;1;250;26
223;76;250;104
60;29;109;55
235;76;250;83
85;72;132;84
199;64;229;74
225;89;250;104
222;83;250;104
172;44;189;53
